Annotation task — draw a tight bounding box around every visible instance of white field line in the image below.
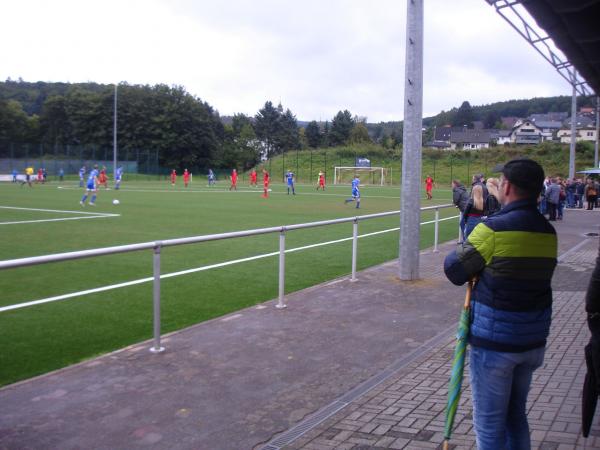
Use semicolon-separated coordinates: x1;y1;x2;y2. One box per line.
0;214;460;313
0;215;120;226
0;205;119;216
0;205;120;226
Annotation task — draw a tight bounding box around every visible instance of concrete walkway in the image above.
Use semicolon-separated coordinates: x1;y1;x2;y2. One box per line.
0;209;598;450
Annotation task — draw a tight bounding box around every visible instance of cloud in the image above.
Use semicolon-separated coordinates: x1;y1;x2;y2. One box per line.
0;0;574;122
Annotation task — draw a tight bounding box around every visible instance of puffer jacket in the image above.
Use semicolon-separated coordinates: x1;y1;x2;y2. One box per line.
444;199;557;352
452;184;469;212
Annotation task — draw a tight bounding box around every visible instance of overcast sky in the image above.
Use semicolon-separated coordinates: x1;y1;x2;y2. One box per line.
1;0;573;122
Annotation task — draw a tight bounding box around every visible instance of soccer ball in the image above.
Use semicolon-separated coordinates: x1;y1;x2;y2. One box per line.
112;199;120;205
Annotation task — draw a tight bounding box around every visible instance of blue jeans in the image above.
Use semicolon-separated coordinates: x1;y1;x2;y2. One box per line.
464;216;482;239
566;191;574;208
470;346;545;450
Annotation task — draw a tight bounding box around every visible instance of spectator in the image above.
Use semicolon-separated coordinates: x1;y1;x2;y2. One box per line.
452;180;469;240
557;178;566;220
464;184;485;238
585;179;598;210
444;158;557;450
472;173;488;201
576;178;585;208
566;179;576;208
545;178;560;221
485;177;502;216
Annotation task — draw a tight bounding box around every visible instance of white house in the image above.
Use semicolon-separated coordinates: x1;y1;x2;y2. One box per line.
557;127;598;144
496;130;512;145
449;130;491;150
511;120;543;145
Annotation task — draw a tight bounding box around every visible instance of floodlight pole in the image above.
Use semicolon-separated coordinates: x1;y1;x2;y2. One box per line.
569;77;577;179
113;84;118;178
399;0;424;281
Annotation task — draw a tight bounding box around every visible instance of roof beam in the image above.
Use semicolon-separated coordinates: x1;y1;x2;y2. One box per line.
486;0;593;96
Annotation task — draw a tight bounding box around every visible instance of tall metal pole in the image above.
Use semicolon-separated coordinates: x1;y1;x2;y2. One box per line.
594;97;600;169
569;76;577;179
113;84;118;178
399;0;424;281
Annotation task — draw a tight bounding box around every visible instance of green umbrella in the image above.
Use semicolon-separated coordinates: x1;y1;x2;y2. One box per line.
443;279;474;450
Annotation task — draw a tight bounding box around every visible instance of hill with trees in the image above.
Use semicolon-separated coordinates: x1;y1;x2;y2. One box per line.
1;79;596;174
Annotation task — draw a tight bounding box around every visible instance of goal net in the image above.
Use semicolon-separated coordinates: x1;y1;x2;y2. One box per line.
333;167;387;186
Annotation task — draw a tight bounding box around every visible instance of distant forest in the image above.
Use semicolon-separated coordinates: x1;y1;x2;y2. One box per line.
0;78;595;170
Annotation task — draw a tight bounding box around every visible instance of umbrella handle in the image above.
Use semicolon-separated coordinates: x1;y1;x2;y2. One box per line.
463;279;475;310
443;440;450;450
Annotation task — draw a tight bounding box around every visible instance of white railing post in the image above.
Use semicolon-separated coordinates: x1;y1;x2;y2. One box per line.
458;211;464;243
276;228;287;309
150;242;165;353
433;208;440;253
351;218;358;282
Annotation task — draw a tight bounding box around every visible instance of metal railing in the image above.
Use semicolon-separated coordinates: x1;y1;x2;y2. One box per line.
0;203;458;353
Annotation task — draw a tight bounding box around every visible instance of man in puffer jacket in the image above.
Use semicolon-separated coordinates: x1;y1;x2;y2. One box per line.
444;158;557;450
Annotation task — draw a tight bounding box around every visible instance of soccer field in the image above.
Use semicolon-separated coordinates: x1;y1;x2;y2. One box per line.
0;179;459;386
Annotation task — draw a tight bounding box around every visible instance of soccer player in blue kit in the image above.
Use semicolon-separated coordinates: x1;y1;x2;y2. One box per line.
345;175;361;208
114;166;123;190
80;165;99;206
286;169;296;195
79;166;86;187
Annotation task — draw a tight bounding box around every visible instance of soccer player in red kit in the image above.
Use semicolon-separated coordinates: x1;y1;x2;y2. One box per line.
262;169;270;198
317;171;325;191
183;169;190;187
170;169;177;186
250;169;257;187
424;175;434;199
229;169;238;191
98;167;108;189
37;167;43;183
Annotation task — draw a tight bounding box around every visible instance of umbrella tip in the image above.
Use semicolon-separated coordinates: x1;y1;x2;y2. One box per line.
443;440;450;450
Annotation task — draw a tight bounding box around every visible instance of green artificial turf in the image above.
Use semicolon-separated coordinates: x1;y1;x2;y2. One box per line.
0;179;459;386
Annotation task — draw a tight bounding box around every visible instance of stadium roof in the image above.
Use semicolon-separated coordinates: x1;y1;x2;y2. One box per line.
522;1;600;96
487;1;600;96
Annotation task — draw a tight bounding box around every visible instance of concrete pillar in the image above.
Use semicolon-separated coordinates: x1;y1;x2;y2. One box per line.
399;0;424;281
594;97;600;169
569;79;577;179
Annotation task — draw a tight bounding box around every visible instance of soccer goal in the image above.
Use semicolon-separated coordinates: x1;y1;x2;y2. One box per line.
333;167;387;186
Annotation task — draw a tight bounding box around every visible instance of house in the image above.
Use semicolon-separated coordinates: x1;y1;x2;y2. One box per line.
425;140;451;150
501;116;521;129
434;125;453;142
449;130;491;150
496;130;512;145
529;112;569;123
563;115;594;129
557;126;598;144
511;120;543;145
532;120;562;141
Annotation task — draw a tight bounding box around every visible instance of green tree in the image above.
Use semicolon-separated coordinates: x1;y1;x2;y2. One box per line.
278;108;300;151
452;101;475;128
483;110;501;129
254;101;282;157
305;120;321;148
349;122;371;144
330;110;354;146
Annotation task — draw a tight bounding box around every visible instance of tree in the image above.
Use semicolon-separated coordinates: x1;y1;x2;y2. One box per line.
452;101;475;128
231;113;253;135
349;122;371;144
483;110;501;129
254;101;282;157
330;110;354;146
278;108;300;151
305;120;321;148
0;99;37;145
